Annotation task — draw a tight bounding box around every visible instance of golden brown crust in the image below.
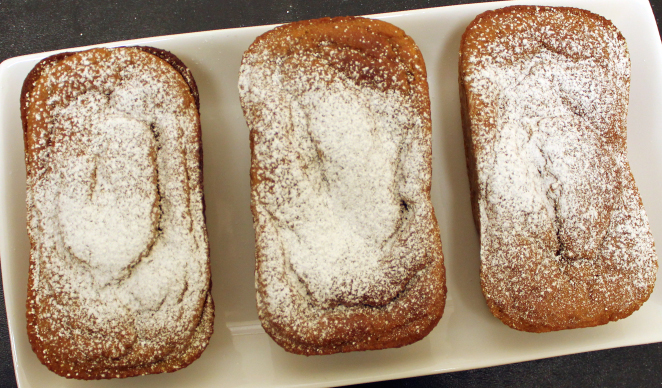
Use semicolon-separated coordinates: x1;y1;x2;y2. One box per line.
459;6;657;332
22;46;213;379
240;16;445;354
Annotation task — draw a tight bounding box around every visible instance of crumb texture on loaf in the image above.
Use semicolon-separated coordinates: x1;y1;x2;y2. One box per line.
239;16;445;354
22;47;213;379
459;6;657;332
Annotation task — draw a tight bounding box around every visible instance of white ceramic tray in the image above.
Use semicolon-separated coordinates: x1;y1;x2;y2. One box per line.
1;0;661;386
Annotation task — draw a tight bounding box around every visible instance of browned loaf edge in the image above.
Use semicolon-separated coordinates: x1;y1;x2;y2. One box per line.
22;46;214;379
239;16;446;355
459;6;658;332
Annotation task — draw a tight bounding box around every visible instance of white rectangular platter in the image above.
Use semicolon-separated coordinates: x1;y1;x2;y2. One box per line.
1;0;661;386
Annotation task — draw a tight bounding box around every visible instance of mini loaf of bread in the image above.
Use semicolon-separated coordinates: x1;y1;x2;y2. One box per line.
239;17;446;355
22;47;213;379
459;6;658;332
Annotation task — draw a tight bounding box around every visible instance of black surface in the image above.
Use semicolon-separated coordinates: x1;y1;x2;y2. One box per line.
1;1;661;387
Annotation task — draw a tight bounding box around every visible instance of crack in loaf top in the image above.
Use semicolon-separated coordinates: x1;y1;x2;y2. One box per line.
22;47;212;378
240;16;438;309
459;6;657;332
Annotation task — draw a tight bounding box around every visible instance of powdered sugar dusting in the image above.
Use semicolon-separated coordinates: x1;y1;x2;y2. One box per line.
243;50;431;308
57;117;159;285
461;6;657;330
24;47;212;377
239;16;445;354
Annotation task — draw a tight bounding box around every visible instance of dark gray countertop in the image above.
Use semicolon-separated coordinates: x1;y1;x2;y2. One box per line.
1;1;661;387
